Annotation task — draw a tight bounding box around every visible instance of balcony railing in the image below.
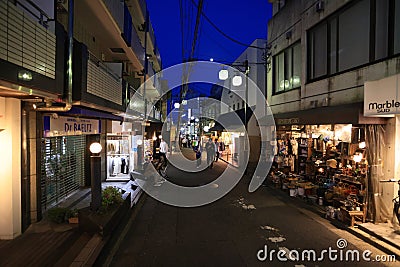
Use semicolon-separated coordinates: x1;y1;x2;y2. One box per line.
102;0;124;32
87;53;123;106
131;24;145;67
0;0;56;79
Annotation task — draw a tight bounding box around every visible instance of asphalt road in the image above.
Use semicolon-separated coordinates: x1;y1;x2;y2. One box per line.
103;149;397;267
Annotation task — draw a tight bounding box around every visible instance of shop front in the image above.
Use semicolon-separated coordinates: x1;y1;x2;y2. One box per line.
41;115;101;211
364;74;400;224
270;102;388;225
106;120;147;178
210;107;253;168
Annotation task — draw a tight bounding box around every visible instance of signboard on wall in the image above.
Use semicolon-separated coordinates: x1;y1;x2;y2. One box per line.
364;74;400;117
44;115;100;137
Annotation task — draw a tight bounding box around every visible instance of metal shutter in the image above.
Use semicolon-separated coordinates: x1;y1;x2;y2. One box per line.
40;135;86;210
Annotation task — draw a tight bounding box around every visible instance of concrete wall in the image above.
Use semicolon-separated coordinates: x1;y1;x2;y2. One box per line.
0;98;21;239
266;0;400;115
221;39;267;114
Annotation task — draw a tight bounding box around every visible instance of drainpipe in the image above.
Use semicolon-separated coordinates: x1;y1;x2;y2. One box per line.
34;0;74;112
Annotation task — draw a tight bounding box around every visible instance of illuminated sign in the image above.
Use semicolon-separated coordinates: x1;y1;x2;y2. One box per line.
364;74;400;116
44;115;100;137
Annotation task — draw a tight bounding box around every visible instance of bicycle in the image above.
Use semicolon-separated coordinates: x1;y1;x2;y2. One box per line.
380;179;400;232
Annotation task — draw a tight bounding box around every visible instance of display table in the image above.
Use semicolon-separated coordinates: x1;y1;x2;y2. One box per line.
339;205;366;227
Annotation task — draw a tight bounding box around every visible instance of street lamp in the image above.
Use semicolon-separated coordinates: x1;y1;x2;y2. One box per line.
89;142;102;211
218;60;250;169
218;60;249;132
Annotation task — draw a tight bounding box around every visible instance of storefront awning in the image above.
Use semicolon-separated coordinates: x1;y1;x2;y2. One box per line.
259;103;387;126
60;106;123;121
210;106;254;131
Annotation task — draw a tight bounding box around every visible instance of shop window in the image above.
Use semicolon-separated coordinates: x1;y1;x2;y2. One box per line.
274;42;301;94
272;0;286;16
395;0;400;54
308;0;400;81
375;0;389;60
338;0;370;72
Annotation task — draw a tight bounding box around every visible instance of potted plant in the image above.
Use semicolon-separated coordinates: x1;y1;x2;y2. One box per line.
47;207;80;224
66;208;79;224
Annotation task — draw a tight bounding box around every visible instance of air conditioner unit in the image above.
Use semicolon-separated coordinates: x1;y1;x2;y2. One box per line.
123;62;130;76
316;1;324;13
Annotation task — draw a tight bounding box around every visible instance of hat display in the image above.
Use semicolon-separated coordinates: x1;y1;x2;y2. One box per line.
326;159;337;168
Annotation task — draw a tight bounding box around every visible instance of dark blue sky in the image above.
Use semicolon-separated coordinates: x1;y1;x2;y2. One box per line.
147;0;272;68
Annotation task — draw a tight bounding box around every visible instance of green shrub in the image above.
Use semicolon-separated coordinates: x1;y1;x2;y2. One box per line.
47;207;69;223
47;207;79;223
101;186;123;211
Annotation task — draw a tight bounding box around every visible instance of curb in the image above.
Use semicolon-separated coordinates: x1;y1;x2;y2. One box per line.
267;183;400;261
62;192;146;266
93;193;147;266
351;224;400;260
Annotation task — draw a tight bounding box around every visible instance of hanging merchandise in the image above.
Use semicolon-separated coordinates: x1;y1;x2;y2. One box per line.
106;135;131;180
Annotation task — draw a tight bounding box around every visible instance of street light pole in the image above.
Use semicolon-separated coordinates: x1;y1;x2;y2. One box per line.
218;60;250;169
244;60;249;145
89;142;102;211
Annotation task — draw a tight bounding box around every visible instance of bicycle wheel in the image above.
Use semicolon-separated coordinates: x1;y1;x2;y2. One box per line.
159;165;168;178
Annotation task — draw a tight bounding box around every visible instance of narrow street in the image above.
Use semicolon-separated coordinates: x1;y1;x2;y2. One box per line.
100;150;397;267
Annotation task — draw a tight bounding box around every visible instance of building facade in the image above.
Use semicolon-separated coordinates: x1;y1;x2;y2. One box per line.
267;0;400;223
0;0;163;239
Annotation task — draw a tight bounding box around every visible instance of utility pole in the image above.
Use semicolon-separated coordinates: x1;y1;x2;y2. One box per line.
175;0;204;148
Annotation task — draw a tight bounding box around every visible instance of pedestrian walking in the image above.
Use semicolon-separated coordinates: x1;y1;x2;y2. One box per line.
182;137;187;147
195;147;202;168
159;138;168;166
205;138;215;168
214;139;219;162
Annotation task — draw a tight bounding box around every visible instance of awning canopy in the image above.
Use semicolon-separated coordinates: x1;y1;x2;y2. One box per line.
259;103;387;126
60;106;123;121
210;106;254;132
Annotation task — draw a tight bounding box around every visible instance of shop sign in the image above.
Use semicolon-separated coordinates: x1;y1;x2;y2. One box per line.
276;118;300;125
44;115;100;137
364;74;400;116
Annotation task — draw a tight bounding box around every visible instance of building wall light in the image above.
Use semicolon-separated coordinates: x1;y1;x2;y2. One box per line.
18;70;32;81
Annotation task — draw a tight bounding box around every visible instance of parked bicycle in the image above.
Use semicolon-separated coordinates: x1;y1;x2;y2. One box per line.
380;179;400;231
143;152;168;186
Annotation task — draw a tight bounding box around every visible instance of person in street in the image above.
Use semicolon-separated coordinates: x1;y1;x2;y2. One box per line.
205;138;216;168
159;138;168;166
182;137;187;147
195;147;202;168
214;139;219;162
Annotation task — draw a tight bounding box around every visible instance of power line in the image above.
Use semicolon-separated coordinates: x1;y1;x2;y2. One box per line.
190;0;266;50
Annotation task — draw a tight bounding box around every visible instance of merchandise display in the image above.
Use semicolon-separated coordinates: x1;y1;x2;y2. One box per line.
270;124;370;227
107;135;131;180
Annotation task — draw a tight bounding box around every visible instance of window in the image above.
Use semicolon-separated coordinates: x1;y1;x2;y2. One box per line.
233;104;236;110
338;0;370;71
273;42;301;94
308;0;399;81
242;100;245;109
272;0;286;16
395;0;400;54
